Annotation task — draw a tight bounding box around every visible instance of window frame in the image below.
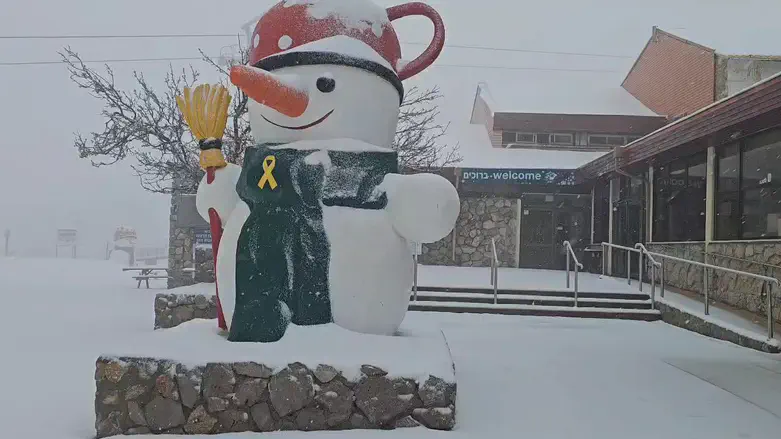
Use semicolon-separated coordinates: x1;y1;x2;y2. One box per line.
588;134;630;146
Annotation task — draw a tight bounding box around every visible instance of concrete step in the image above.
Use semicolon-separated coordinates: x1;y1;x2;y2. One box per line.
416;285;649;301
408;301;661;321
410;291;654;310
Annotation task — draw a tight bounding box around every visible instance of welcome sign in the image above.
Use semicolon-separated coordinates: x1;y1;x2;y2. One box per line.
461;168;577;186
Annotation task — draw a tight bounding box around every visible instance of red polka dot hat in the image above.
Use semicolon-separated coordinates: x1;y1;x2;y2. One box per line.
247;0;445;100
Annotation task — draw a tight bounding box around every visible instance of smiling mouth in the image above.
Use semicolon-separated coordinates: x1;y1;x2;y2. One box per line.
261;110;334;130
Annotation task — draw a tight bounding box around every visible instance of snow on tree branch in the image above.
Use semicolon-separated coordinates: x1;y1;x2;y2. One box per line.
60;45;457;194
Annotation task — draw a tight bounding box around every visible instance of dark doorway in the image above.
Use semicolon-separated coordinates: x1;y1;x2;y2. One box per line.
520;193;591;270
611;176;646;279
520;209;555;269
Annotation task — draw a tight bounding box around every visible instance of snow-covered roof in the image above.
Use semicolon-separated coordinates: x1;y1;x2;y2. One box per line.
476;75;659;117
447;123;610;170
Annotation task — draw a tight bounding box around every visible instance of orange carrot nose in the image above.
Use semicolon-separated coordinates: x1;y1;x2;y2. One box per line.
230;65;309;118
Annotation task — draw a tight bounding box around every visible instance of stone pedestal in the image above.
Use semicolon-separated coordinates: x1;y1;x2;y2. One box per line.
96;298;457;437
95;357;455;437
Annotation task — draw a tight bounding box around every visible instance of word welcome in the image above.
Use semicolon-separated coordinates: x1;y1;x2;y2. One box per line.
461;168;575;186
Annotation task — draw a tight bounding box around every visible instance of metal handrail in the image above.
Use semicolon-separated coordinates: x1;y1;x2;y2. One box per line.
650;242;781;272
490;238;499;304
635;243;663;304
412;251;419;302
563;241;583;307
601;242;641;287
646;249;777;340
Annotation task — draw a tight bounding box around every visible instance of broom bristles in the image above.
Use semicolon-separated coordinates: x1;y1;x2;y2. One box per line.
176;84;232;141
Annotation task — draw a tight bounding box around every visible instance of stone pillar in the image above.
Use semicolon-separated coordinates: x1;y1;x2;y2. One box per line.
167;195;196;289
451;197;518;267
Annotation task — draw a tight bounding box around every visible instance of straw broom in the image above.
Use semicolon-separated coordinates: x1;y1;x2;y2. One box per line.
176;84;232;330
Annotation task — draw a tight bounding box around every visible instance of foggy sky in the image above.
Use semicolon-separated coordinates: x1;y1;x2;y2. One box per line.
2;0;780;258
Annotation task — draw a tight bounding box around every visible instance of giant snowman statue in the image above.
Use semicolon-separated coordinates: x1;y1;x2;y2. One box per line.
196;0;459;342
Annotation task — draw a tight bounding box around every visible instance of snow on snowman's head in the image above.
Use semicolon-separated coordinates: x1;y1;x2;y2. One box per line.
230;0;413;148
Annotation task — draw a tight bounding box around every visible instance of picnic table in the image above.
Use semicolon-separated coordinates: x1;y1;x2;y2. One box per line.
122;267;198;288
122;267;171;288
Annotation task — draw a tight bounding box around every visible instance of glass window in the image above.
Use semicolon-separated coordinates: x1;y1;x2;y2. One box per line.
552;133;573;145
716;192;740;240
589;135;607;146
653;165;669;242
742;129;781;189
652;153;706;242
502;131;516;145
536;133;550;144
740;130;781;238
687;153;706;241
667;161;688;241
716;143;740;240
718;143;740;192
741;187;781;238
516;133;535;143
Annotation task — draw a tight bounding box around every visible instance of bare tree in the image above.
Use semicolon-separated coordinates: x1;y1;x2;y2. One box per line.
61;46;457;194
395;85;459;171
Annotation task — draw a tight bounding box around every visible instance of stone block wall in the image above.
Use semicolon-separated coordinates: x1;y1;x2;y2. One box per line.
647;243;706;292
427;197;517;268
154;294;218;329
648;241;781;323
419;232;455;266
193;248;215;283
95;357;456;437
168;194;215;289
168;226;195;289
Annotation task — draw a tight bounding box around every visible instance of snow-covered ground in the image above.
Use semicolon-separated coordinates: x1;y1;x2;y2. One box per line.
419;265;633;292
2;257;781;439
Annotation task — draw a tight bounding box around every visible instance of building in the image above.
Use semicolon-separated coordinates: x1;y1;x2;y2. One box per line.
577;30;781;322
421;76;666;270
422;27;781;323
623;27;781;118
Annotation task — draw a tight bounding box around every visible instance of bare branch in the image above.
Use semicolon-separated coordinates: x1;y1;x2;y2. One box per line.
63;42;455;194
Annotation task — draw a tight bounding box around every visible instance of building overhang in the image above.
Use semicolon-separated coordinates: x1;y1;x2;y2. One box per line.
493;112;667;135
578;71;781;180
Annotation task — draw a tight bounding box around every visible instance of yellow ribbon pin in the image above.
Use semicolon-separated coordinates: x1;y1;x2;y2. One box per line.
258;155;278;190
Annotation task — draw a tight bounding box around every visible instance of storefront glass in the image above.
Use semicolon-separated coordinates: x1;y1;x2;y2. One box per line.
715;128;781;240
653;152;706;242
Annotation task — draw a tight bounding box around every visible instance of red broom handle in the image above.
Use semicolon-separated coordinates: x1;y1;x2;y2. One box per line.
206;167;227;330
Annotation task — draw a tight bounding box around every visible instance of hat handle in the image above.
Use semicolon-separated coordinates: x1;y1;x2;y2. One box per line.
387;2;445;81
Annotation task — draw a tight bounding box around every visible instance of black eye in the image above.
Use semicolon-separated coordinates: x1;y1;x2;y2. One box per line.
316;76;336;93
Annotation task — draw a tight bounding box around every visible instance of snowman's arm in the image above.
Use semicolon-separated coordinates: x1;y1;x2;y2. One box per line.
196;163;243;224
380;173;460;244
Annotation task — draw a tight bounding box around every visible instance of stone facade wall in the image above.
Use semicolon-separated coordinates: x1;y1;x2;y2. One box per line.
655;299;780;353
421;197;518;267
452;197;517;267
168;195;215;289
648;241;781;323
154;294;218;329
95;357;456;437
419;232;455;266
193;248;215;283
647;243;706;292
168;226;195;289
